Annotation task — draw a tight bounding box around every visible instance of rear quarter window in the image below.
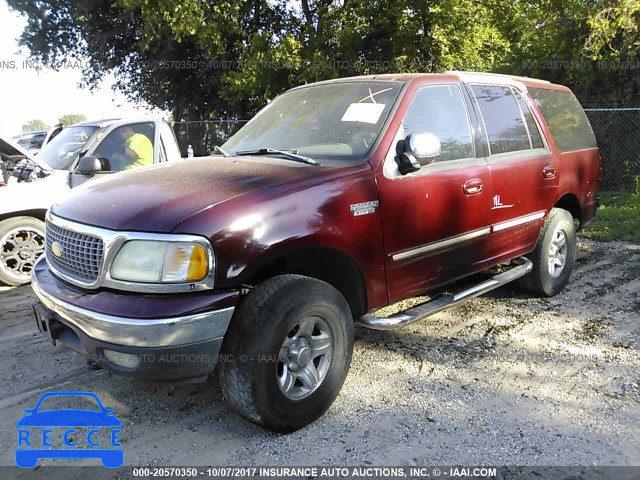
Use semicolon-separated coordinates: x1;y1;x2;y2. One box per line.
529;88;597;152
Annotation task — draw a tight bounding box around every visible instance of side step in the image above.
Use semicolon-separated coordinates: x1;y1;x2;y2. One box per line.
357;257;533;331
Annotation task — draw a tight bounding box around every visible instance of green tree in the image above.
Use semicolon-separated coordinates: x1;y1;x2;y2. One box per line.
224;0;513;110
7;0;287;120
586;0;640;59
58;114;87;127
22;119;49;132
491;0;640;107
8;0;640;120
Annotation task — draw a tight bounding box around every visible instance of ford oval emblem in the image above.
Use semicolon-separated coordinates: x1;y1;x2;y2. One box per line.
51;242;63;258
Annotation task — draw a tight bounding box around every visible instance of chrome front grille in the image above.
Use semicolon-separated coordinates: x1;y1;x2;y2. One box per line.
46;221;104;282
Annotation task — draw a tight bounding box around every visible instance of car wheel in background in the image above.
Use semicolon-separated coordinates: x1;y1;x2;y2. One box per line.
0;216;45;286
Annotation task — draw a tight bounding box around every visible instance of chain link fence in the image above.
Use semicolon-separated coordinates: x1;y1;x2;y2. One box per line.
175;110;640;193
173;119;248;157
585;108;640;192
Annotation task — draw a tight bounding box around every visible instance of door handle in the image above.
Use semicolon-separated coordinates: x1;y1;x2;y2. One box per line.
463;178;484;195
543;165;557;179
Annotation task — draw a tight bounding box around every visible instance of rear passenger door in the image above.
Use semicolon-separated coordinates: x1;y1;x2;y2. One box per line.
378;83;493;303
468;84;557;261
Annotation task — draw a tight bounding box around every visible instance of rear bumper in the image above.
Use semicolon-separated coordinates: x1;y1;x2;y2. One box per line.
580;194;600;229
31;259;238;381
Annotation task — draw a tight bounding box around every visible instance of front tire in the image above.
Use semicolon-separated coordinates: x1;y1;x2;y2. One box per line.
519;208;576;296
0;216;45;286
219;274;354;432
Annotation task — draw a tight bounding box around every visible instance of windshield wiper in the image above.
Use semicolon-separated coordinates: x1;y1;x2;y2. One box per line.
235;148;318;166
212;145;231;157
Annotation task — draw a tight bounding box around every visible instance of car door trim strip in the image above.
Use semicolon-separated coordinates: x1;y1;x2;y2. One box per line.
491;211;546;233
392;227;491;261
391;210;547;262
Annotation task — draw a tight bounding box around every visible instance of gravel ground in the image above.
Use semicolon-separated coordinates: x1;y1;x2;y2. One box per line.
0;239;638;477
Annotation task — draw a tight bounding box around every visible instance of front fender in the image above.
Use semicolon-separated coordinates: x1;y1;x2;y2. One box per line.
173;162;389;309
0;171;69;216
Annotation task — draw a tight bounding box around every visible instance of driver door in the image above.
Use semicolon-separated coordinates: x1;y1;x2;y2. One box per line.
68;121;157;188
376;83;493;303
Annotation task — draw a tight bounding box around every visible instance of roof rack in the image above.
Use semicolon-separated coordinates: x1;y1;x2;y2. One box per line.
444;70;551;84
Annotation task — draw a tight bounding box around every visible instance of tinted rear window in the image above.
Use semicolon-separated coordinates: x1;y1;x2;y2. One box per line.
471;85;531;155
529;88;597;152
514;91;544;149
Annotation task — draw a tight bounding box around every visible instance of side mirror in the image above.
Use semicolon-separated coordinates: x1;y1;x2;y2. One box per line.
396;133;441;175
76;156;110;175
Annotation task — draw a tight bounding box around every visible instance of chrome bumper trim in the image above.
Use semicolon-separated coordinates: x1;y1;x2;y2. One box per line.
31;275;234;348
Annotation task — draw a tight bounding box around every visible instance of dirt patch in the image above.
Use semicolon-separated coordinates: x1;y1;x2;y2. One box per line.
0;240;638;474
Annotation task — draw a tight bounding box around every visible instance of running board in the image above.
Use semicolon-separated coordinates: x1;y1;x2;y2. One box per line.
357;257;533;331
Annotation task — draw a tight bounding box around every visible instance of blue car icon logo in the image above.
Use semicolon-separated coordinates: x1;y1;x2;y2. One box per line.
16;391;123;468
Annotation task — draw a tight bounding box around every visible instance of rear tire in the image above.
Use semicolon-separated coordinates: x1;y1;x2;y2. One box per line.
219;274;354;432
0;216;45;286
518;208;576;296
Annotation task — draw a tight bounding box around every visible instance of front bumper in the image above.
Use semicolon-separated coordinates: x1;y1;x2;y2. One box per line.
31;259;238;381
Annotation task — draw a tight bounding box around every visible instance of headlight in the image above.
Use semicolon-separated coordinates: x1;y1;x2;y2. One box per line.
110;240;210;283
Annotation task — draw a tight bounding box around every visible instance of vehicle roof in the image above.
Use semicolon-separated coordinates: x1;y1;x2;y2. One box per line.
14;130;47;137
69;118;122;128
69;116;168;129
301;71;570;93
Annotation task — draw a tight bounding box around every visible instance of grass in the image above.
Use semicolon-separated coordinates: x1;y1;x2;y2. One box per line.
581;191;640;243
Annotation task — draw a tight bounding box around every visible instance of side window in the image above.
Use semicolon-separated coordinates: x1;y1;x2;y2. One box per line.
402;84;474;162
18;134;45;150
514;91;544;149
92;122;155;171
30;134;46;149
529;88;597;152
471;85;530;155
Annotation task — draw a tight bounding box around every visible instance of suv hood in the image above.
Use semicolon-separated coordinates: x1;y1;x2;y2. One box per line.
51;156;325;232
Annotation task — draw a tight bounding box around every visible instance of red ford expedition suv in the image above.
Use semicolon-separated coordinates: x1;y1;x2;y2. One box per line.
31;72;601;431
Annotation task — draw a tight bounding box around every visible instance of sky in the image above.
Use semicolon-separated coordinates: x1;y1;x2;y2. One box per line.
0;1;166;136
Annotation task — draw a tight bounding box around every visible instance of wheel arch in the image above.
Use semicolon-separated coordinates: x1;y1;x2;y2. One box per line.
245;245;368;318
553;193;582;229
0;208;47;224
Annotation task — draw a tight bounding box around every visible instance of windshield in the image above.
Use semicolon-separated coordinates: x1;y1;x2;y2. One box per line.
37;126;99;170
222;81;403;162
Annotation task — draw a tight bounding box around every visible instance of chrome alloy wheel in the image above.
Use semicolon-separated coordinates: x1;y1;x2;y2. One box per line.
548;227;568;278
0;227;45;282
277;316;334;401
